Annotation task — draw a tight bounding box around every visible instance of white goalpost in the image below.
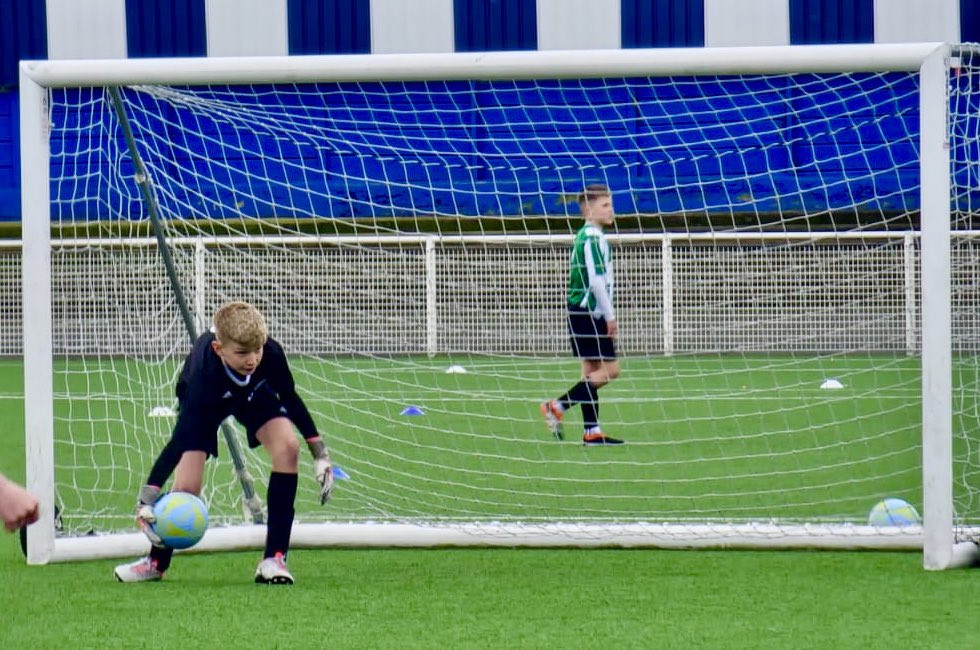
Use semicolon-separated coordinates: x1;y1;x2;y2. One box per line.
17;43;980;568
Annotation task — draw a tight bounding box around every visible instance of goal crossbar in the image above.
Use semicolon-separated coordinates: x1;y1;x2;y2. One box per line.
20;43;944;88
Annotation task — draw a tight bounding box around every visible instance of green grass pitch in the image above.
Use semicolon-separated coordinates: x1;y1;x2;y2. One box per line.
44;353;930;532
1;356;977;648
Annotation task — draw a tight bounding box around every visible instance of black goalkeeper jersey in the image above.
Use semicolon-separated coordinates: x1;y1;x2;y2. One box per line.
172;331;318;444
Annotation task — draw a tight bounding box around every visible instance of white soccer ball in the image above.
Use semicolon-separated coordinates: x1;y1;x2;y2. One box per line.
152;491;209;549
868;497;920;527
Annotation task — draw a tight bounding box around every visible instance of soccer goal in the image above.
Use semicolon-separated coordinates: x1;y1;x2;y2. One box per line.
18;43;980;568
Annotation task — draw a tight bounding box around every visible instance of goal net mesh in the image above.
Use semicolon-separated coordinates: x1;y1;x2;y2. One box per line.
29;53;980;545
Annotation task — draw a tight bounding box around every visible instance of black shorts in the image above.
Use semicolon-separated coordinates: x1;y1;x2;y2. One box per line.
567;304;617;360
232;380;291;450
176;380;289;457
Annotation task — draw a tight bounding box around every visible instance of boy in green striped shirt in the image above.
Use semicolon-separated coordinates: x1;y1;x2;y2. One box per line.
540;184;623;445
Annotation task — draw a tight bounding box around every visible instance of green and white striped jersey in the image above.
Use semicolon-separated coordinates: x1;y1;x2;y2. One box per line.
567;223;614;319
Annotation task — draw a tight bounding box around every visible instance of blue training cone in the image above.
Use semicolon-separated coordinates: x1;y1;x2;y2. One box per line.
400;405;425;416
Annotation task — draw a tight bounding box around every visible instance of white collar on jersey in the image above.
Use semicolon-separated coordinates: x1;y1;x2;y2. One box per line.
222;362;253;387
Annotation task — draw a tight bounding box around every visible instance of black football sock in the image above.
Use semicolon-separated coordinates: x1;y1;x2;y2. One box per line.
150;545;174;572
559;380;593;412
580;381;599;430
264;471;298;559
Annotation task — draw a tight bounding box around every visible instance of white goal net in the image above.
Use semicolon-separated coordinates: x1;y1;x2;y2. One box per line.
17;44;980;567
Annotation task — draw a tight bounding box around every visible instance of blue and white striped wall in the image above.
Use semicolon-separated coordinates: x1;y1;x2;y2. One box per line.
4;0;978;85
1;0;978;219
9;0;980;70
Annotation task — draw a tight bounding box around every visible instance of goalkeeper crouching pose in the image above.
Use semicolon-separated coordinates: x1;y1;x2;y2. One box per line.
114;301;334;585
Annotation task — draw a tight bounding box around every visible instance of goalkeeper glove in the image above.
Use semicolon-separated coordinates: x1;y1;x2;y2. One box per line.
307;438;335;505
136;484;165;548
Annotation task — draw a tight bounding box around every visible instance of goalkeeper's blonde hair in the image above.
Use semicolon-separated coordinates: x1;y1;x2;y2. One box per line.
213;301;268;350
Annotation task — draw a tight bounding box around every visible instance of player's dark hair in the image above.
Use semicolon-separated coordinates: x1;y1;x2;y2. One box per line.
578;184;610;205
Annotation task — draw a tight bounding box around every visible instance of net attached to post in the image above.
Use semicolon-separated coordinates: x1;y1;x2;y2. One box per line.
22;46;979;557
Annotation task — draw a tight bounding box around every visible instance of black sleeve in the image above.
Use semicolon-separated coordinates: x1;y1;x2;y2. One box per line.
148;335;216;487
145;437;184;488
266;340;319;440
147;390;223;486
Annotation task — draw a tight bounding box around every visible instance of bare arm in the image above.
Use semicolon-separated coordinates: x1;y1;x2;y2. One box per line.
0;473;40;532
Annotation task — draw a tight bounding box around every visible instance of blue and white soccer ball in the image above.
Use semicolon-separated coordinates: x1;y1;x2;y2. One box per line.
868;497;921;527
152;491;209;549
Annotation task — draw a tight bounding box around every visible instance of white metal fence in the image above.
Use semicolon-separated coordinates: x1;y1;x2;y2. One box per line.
2;230;979;357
